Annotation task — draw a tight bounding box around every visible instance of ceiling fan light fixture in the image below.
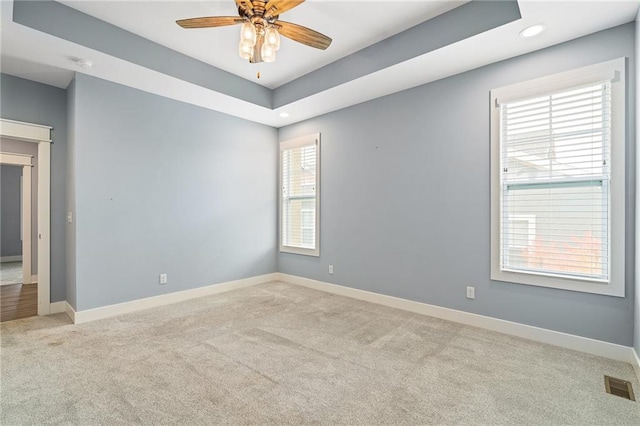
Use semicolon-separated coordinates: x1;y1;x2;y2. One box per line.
238;40;253;60
240;22;257;46
177;0;332;65
265;27;280;51
261;44;276;63
240;38;254;48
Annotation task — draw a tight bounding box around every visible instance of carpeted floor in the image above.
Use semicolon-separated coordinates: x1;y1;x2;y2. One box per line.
1;281;639;425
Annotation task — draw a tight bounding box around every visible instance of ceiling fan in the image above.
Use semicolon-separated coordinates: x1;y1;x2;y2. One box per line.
176;0;332;64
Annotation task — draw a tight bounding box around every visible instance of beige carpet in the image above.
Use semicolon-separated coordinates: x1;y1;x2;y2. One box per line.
1;281;639;425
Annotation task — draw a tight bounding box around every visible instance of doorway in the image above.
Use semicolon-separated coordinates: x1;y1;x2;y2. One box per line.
1;165;25;285
0;153;36;321
0;119;52;318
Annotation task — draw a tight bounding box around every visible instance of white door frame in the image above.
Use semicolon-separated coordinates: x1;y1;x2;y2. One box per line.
0;119;52;315
0;152;33;285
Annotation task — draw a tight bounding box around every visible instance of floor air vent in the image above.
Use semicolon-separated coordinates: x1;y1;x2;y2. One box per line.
604;376;635;401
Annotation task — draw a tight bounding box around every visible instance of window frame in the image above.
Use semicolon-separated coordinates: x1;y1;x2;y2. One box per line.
490;58;626;297
279;133;321;257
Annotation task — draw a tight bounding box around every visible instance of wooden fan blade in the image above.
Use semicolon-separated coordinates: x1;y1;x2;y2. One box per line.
276;21;332;50
235;0;254;17
176;16;244;29
264;0;305;19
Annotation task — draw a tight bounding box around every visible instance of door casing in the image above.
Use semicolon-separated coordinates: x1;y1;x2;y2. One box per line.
0;119;52;315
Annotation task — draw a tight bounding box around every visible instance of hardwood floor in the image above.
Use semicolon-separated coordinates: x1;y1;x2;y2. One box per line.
1;283;37;322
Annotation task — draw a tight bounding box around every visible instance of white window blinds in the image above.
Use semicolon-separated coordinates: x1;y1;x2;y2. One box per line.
280;134;319;255
499;81;611;282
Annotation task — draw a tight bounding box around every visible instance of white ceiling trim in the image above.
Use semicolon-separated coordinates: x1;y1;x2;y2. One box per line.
56;0;467;89
1;1;638;128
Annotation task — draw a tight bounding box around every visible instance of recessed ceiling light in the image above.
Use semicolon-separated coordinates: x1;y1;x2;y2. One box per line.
520;24;546;38
72;57;93;69
279;112;290;118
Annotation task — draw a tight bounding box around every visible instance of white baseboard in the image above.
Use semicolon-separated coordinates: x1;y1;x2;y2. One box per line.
44;272;638;372
0;255;22;263
71;273;278;324
277;273;636;365
632;348;640;384
64;302;76;323
49;301;66;314
49;301;76;324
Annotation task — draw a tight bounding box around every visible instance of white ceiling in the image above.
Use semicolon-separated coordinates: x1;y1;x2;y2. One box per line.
1;1;639;127
56;0;465;89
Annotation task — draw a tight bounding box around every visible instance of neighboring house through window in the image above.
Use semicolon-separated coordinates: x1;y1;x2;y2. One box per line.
490;58;625;297
280;133;320;256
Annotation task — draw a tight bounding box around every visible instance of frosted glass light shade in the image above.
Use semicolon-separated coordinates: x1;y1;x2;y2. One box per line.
238;40;253;60
261;44;276;63
265;27;280;51
240;22;257;46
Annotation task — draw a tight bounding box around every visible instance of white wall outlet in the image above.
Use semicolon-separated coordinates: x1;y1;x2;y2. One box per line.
67;212;73;223
328;265;334;275
159;274;168;285
466;286;475;299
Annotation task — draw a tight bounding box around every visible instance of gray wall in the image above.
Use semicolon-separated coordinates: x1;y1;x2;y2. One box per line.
273;0;521;108
278;24;636;346
0;139;38;273
0;74;67;302
71;74;277;311
13;0;271;109
1;165;22;257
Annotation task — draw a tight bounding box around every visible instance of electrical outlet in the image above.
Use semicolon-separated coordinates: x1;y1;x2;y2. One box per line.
159;274;168;285
328;265;334;275
466;286;475;299
67;212;73;223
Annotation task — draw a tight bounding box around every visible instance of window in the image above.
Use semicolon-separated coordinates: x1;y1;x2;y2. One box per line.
280;133;320;256
490;58;625;297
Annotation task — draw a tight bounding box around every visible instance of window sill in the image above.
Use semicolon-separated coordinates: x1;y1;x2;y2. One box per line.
280;245;320;257
490;268;624;297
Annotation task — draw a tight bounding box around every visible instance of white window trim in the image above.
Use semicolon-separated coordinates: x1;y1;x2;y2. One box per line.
490;58;626;297
279;133;320;257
